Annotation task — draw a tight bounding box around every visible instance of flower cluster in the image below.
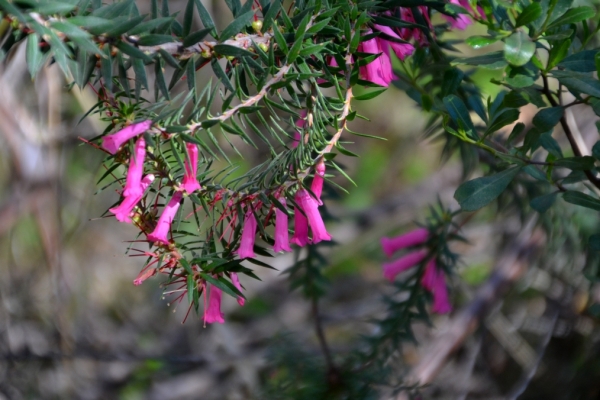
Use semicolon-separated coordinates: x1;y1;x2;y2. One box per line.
358;7;432;87
102;117;333;324
381;228;452;314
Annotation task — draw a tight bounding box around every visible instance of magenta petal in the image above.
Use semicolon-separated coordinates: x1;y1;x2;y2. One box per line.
373;24;415;60
381;227;429;257
147;191;183;245
110;174;155;223
291;203;310;247
235;211;257;259
102;120;152;155
311;162;325;204
231;272;245;306
123;136;146;198
431;266;452;314
420;259;437;291
382;249;427;282
204;285;225;324
292;110;307;148
296;189;331;244
182;143;202;194
274;198;292;253
444;0;473;30
358;35;394;87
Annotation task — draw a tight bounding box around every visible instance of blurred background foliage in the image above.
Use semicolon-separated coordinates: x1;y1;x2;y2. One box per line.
0;0;600;399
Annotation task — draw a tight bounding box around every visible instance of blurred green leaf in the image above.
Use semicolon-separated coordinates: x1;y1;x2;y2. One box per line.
454;167;521;211
504;31;536;67
530;191;558;213
563;190;600;211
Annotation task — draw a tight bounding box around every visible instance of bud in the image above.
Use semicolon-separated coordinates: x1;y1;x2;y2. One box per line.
258;42;269;53
251;19;263;33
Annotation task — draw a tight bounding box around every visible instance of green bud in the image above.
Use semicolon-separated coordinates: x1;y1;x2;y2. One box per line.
258;42;269;52
251;20;263;33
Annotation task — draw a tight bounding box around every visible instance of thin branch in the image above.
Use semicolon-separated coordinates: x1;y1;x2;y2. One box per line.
311;297;335;373
541;73;600;190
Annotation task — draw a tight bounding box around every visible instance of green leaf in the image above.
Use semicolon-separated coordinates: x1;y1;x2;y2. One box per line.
194;0;215;31
262;0;282;32
551;70;600;98
547;6;596;29
36;2;77;14
183;0;194;36
454;167;521;211
137;34;177;46
220;10;254;40
523;165;548;181
486;108;520;135
530;191;558;213
516;3;542;27
354;88;387;100
67;16;113;35
539;132;563;158
212;44;255;58
128;17;174;35
557;50;597;72
452;51;507;69
554;156;595;170
465;35;499;49
504;31;536;67
26;34;42;79
532;107;563;131
563;190;600;211
210;58;234;92
183;27;212;47
115;41;153;62
104;14;145;36
547;39;571;71
201;273;243;298
443;95;476;137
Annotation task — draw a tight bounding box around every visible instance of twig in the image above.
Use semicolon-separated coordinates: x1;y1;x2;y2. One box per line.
311;297;335;374
541;73;600;191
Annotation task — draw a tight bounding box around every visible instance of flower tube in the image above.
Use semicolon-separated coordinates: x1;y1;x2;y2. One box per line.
102;120;152;155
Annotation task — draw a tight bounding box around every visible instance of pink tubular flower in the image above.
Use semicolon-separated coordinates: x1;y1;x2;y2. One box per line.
381;227;429;258
358;31;395;87
231;272;245;306
373;24;415;61
291;203;310;247
292;110;307;148
296;189;331;244
204;285;225;324
110;174;155;223
273;198;292;253
123;136;146;198
181;143;202;194
102;120;152;155
420;260;452;313
443;0;473;30
147;191;183;245
311;161;325;204
133;263;157;286
382;249;428;282
236;210;257;259
399;7;432;46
